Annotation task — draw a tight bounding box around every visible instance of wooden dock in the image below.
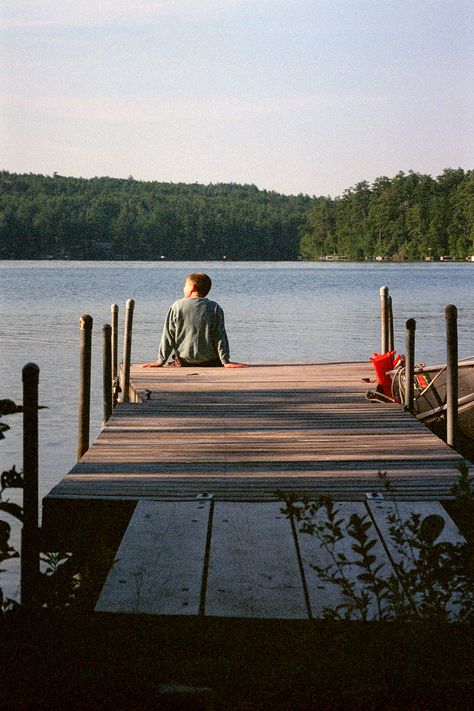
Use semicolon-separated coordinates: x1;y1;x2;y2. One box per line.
41;361;466;618
44;361;462;509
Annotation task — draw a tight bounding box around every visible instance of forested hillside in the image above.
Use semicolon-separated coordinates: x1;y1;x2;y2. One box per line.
301;169;474;261
0;169;472;260
0;172;310;260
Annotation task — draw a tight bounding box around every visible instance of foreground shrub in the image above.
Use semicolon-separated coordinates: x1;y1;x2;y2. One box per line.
280;464;474;621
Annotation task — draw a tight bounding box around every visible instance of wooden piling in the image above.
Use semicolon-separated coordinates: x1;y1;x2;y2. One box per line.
77;315;93;459
445;305;458;448
103;324;112;425
388;295;394;352
21;362;40;607
405;319;416;412
120;299;135;403
111;304;118;405
380;286;390;354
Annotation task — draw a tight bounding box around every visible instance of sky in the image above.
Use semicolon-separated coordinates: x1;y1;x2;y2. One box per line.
1;0;473;197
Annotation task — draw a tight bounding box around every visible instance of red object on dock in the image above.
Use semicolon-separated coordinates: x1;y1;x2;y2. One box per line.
370;350;398;398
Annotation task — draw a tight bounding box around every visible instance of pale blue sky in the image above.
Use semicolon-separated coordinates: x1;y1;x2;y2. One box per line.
1;1;472;196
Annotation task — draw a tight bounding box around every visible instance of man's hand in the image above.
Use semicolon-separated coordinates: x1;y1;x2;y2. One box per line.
141;362;164;368
223;362;248;368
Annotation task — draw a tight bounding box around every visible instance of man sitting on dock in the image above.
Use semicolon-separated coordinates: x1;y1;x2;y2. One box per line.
142;272;246;368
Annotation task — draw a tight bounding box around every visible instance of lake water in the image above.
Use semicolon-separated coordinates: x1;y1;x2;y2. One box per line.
1;260;474;503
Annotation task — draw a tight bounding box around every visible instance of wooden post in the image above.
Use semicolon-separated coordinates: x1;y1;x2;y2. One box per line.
102;324;112;425
21;362;40;607
121;299;134;403
77;314;93;459
380;286;390;354
405;319;416;412
445;304;458;448
388;295;394;352
111;304;118;406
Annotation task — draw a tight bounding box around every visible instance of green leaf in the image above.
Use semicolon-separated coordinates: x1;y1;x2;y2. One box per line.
0;501;23;522
1;466;24;490
419;515;445;544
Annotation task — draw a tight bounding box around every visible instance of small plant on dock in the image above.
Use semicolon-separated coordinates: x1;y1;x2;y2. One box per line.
39;551;80;611
279;465;474;622
0;484;21;613
0;399;24;613
1;399;78;612
1;467;79;612
449;461;474;542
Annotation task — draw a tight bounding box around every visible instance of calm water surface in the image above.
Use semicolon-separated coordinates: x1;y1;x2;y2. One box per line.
1;260;474;502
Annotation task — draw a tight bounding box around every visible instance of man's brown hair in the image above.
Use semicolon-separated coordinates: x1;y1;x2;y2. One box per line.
187;273;212;297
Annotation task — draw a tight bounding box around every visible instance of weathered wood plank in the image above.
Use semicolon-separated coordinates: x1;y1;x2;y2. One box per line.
46;467;461;503
295;502;395;619
95;500;210;615
205;502;308;619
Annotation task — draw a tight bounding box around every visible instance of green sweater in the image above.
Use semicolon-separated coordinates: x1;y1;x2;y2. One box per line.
158;297;230;365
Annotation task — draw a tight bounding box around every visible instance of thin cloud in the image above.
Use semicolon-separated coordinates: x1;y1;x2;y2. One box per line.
2;94;276;122
0;0;248;29
2;92;391;125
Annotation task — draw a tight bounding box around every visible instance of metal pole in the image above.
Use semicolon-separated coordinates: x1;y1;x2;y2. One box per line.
21;362;40;607
121;299;135;403
405;319;416;412
445;304;458;448
77;314;93;459
388;295;394;352
380;286;390;354
102;324;112;425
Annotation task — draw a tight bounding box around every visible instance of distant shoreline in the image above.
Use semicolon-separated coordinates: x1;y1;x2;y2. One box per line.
2;257;474;264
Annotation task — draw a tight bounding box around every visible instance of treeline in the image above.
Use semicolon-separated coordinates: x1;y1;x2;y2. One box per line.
0;172;311;260
0;169;472;260
301;169;474;260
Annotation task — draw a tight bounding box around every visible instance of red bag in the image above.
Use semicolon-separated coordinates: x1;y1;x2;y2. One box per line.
370;350;397;398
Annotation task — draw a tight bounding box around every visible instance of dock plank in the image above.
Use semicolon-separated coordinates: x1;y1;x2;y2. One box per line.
205;502;308;619
95;500;210;615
